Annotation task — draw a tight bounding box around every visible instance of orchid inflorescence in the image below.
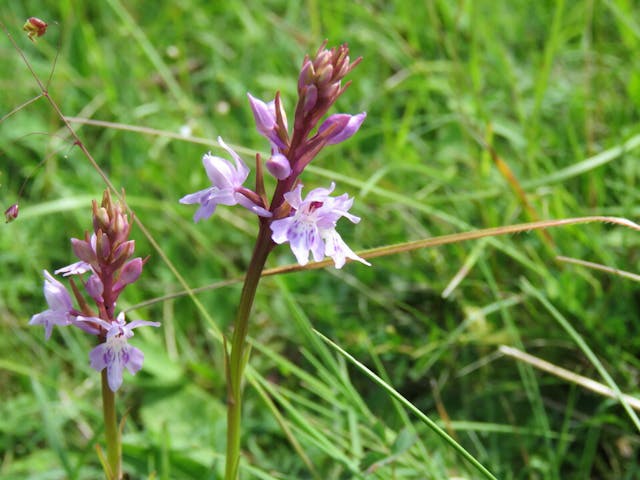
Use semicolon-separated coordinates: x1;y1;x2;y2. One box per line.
29;190;159;392
180;42;370;269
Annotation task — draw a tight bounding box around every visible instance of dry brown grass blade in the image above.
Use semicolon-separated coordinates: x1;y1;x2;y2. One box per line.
499;345;640;411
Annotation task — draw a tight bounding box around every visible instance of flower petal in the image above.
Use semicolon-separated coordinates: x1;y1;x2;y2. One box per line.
89;343;110;371
123;345;144;375
107;350;125;392
54;260;92;276
322;228;370;269
43;270;73;311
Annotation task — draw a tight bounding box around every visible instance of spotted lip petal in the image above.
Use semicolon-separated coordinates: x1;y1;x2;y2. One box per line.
86;312;160;391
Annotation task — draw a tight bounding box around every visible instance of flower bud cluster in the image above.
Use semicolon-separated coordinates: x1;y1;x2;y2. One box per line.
296;42;359;126
69;190;143;315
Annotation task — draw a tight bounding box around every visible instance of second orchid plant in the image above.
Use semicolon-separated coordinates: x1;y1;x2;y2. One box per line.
29;190;159;479
180;42;369;479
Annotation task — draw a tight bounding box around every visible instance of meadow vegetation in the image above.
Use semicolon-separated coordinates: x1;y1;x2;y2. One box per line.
1;1;640;478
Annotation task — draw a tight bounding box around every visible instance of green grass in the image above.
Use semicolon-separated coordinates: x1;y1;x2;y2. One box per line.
2;0;640;478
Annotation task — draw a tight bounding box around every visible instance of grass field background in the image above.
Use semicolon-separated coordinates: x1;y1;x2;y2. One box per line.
1;1;640;479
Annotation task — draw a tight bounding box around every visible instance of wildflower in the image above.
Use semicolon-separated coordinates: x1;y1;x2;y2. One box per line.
29;270;76;340
54;234;98;276
30;189;159;400
81;312;160;392
180;137;271;221
321;228;369;269
270;183;370;268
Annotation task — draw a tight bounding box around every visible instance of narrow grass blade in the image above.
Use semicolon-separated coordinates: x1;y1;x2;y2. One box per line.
314;330;498;480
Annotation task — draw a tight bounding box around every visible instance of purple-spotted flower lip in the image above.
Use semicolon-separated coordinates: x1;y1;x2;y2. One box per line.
269;183;370;268
77;312;160;392
29;270;76;340
180;136;271;221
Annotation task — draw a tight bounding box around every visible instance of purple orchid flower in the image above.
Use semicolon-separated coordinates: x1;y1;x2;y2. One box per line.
78;312;160;392
180;137;271;221
29;270;77;340
270;183;370;268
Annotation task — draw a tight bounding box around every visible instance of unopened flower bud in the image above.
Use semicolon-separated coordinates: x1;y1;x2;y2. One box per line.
266;153;292;180
93;205;110;232
112;210;129;241
313;49;332;71
247;93;288;149
316;64;334;86
334;54;351;79
112;240;135;270
248;93;276;137
117;257;143;286
95;231;111;260
86;273;104;303
71;237;97;265
298;60;315;90
318;112;366;145
4;203;19;223
302;85;318;117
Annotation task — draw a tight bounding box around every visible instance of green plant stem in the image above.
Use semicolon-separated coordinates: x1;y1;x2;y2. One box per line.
101;370;121;480
225;223;273;480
